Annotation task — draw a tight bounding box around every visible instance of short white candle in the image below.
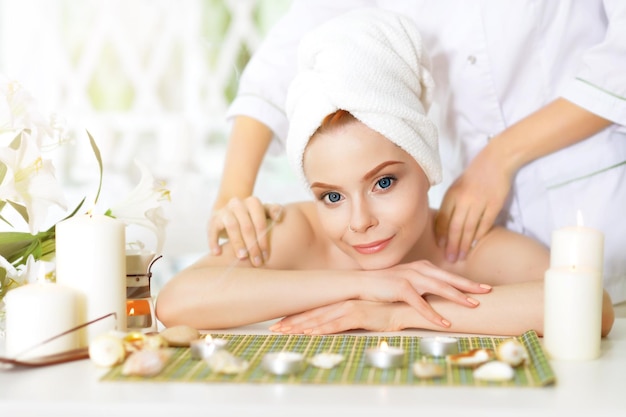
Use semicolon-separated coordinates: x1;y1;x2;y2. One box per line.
419;336;459;357
550;213;604;271
55;213;126;346
262;352;305;375
365;340;404;368
544;215;604;361
5;282;79;359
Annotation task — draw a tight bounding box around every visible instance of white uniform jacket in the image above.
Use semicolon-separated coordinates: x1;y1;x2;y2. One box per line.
227;0;626;303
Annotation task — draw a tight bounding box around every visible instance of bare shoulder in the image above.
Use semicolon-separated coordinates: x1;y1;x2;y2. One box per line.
263;201;327;269
464;226;550;285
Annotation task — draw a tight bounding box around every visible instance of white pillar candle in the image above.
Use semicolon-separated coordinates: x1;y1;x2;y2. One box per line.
543;266;603;360
544;220;604;361
5;282;79;359
550;225;604;271
55;213;126;347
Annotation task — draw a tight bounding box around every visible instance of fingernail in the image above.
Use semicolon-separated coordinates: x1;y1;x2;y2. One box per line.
211;248;221;256
458;251;466;261
438;237;446;248
262;251;269;262
253;256;263;266
268;324;280;331
479;283;492;290
441;319;451;327
310;329;320;335
446;252;457;263
280;326;291;333
467;297;479;306
303;328;312;335
237;249;247;259
471;239;478;249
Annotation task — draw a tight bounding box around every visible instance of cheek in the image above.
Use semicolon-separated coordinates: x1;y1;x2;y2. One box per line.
315;203;348;239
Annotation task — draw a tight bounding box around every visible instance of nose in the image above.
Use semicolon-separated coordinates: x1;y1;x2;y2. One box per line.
348;196;377;233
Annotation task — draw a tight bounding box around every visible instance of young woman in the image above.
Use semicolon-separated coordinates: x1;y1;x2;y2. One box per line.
157;9;615;336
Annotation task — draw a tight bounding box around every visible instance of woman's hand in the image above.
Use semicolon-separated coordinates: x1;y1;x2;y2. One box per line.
434;143;513;263
270;300;406;334
207;196;283;267
356;260;491;328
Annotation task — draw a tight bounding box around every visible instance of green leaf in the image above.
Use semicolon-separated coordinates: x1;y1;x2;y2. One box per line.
7;200;29;224
86;130;103;206
0;230;53;267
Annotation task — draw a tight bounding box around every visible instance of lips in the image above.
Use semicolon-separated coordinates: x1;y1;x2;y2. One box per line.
352;236;393;255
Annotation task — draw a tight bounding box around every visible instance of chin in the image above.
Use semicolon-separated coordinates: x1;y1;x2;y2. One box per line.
354;254;404;271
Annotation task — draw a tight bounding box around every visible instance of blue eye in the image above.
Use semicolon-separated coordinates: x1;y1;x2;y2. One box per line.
323;192;342;203
376;176;394;190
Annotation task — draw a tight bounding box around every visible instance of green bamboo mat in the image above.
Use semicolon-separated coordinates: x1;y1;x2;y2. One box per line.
101;330;555;387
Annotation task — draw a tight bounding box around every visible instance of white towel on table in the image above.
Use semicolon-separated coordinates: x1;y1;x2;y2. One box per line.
285;7;442;187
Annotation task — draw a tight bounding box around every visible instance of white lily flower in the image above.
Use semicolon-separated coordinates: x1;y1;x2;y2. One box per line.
0;132;67;233
0;75;54;147
107;159;170;254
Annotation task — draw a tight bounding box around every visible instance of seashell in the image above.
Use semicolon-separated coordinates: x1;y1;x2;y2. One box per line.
159;325;200;347
495;339;527;367
412;360;445;379
473;360;515;382
205;349;249;374
121;349;172;377
309;353;344;369
89;333;127;367
447;348;495;368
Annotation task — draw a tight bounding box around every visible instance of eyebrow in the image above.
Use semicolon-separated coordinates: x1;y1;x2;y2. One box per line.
310;160;404;189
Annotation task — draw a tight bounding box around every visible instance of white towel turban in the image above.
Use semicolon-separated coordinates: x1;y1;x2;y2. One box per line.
285;8;442;187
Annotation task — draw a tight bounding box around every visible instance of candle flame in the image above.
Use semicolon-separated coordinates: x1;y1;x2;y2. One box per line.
129;307;135;316
577;210;584;227
379;340;389;350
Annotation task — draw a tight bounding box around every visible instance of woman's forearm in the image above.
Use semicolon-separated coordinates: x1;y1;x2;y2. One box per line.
156;265;363;329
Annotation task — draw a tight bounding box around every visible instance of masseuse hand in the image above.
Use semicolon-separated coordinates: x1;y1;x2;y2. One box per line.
207;196;284;267
435;143;513;262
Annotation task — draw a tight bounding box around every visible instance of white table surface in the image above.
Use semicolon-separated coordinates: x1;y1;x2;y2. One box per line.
1;303;625;417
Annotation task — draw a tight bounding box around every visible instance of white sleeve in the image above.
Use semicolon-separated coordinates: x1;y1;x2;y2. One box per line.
561;0;626;126
226;0;374;152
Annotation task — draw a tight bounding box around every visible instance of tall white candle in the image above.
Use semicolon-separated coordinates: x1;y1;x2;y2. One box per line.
5;282;79;359
55;213;126;346
543;220;604;361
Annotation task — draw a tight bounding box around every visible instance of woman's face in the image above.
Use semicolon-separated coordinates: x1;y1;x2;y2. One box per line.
303;120;431;270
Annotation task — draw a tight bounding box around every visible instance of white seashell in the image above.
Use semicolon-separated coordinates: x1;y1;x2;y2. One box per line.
412;361;445;379
495;339;527;367
473;360;515;381
205;349;249;374
159;325;200;347
447;348;495;368
89;333;127;367
121;349;172;377
309;353;344;369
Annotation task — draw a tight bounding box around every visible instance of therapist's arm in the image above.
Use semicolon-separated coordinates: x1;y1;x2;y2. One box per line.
435;98;613;262
207;116;280;261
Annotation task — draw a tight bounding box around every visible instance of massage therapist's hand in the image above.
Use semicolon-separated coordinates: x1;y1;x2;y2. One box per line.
270;300;406;335
435;143;513;263
207;196;284;267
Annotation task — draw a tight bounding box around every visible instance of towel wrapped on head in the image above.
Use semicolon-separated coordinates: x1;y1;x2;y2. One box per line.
286;8;442;187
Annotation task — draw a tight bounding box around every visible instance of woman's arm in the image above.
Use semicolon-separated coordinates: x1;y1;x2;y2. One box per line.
272;284;615;337
158;203;492;330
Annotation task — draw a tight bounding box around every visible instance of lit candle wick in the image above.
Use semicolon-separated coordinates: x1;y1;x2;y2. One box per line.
379;340;389;350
